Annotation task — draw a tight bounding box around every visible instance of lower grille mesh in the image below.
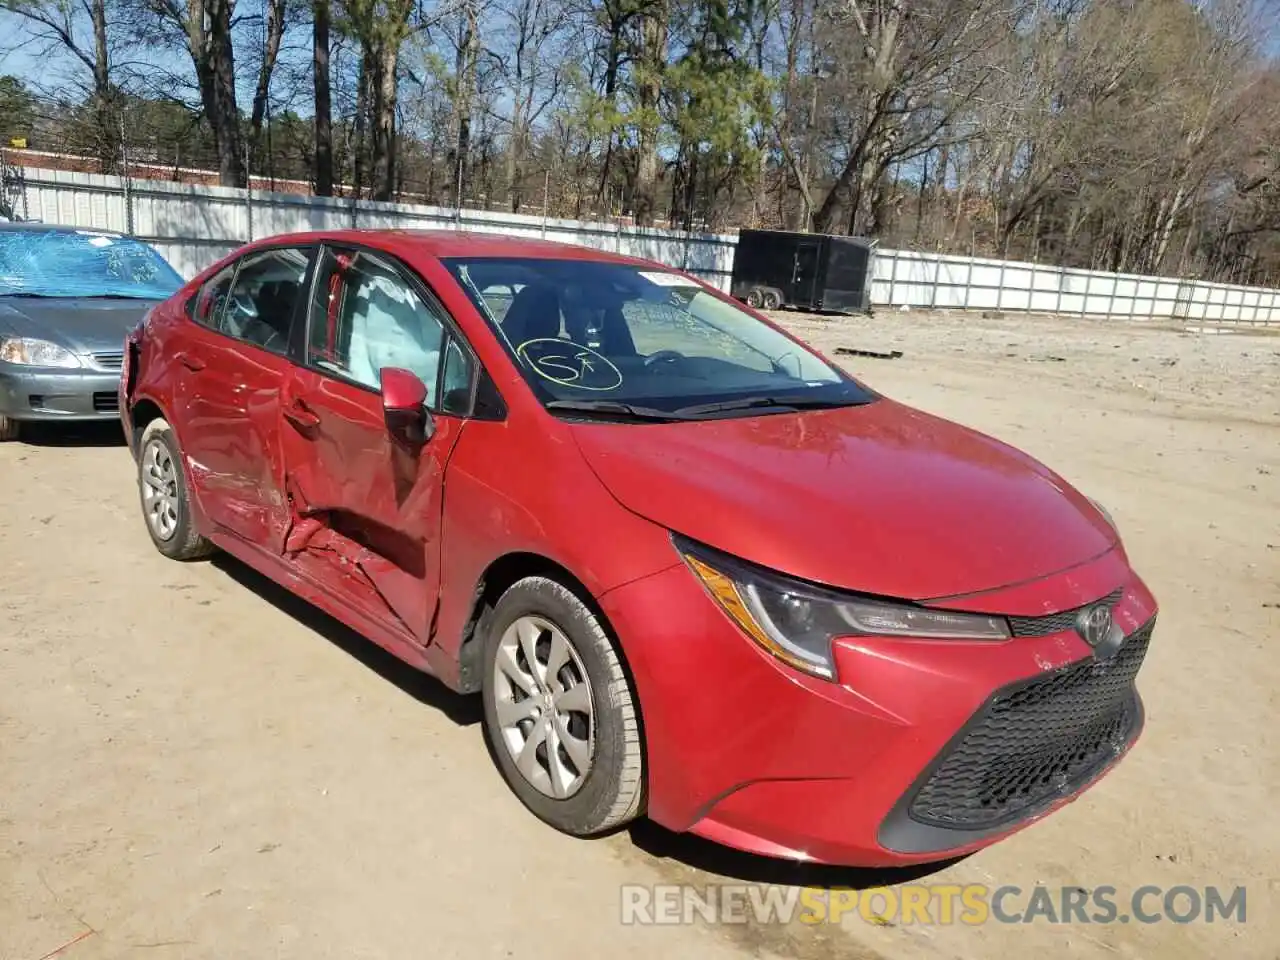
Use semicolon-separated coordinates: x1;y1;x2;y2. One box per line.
907;618;1153;830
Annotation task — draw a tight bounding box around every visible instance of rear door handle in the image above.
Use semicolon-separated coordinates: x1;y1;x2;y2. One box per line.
177;352;206;372
283;399;321;430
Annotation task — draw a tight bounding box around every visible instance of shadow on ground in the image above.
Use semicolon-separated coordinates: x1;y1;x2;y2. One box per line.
211;551;963;890
18;421;127;447
627;818;967;889
211;553;483;727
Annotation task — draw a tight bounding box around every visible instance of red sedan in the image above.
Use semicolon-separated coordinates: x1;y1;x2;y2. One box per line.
119;230;1156;866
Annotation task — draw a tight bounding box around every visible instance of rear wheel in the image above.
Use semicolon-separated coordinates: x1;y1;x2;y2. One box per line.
745;287;764;308
480;576;644;836
761;288;783;310
0;415;20;442
137;418;214;561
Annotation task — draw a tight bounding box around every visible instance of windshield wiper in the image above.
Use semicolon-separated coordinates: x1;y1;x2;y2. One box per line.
673;395;866;417
545;399;690;422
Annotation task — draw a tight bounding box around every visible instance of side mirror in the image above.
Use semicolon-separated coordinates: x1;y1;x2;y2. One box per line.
379;366;433;444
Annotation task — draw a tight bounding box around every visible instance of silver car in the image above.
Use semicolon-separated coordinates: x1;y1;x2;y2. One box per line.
0;223;185;440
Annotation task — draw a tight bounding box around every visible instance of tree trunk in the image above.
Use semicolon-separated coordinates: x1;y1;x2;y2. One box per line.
189;0;246;187
454;1;479;205
89;0;119;174
596;11;625;202
507;97;525;212
371;41;400;201
313;0;334;195
353;56;371;197
250;0;287;163
633;7;668;226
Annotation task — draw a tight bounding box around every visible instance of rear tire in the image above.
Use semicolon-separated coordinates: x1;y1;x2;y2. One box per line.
0;414;20;442
137;418;214;561
480;576;644;836
762;289;783;310
745;288;764;308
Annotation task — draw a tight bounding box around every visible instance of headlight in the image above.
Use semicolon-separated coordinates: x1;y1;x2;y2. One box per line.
0;337;82;368
679;540;1009;682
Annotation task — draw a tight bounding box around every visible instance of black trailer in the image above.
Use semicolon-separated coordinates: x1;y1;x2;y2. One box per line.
729;228;874;315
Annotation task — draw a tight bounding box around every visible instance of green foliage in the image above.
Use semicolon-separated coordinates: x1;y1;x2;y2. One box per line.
0;75;37;148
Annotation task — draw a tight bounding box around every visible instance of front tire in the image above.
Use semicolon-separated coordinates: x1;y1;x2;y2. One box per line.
137;418;214;561
481;576;644;836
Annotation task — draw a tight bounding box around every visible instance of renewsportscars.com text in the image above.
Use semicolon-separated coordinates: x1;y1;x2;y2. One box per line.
620;883;1247;927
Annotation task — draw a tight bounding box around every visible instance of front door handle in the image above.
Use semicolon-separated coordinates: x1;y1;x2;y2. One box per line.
176;352;206;372
283;399;321;430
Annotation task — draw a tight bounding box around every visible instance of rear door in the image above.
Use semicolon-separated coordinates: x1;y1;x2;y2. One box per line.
173;245;313;552
277;244;477;642
791;240;821;306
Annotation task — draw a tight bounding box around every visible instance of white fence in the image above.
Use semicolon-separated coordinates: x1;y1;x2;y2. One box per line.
10;166;1280;325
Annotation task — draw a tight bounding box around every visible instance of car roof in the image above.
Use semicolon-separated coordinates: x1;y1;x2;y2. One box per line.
252;228;672;269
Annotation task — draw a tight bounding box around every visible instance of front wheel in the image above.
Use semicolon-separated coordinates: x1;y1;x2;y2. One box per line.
480;576;644;836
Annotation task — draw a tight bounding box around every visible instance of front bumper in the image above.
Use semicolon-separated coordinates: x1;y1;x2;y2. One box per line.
0;363;122;421
600;548;1156;867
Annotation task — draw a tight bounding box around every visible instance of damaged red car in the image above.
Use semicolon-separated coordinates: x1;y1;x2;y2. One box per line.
120;230;1157;866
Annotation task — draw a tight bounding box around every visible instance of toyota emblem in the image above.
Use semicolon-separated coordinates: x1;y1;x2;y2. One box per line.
1075;603;1114;648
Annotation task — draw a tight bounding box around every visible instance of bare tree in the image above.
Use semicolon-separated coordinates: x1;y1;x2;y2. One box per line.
485;0;568;211
2;0;124;170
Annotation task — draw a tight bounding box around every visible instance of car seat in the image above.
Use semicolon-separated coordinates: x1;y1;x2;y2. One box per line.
501;283;562;347
253;279;298;347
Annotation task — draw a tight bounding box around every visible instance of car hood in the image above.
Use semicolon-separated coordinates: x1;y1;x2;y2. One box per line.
0;297;161;354
569;399;1118;602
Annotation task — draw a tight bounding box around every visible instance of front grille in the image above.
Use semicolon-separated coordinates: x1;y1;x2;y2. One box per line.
92;392;119;412
91;352;124;370
907;618;1153;830
1008;588;1124;637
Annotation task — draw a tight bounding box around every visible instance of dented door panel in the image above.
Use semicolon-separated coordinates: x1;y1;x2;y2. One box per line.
172;325;294;550
278;366;462;643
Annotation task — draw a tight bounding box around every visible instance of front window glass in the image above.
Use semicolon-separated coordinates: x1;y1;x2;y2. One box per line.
441;257;875;418
0;228;184;299
308;248;446;403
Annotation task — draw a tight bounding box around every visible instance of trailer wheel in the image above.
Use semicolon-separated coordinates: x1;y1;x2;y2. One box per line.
761;289;782;310
745;288;764;308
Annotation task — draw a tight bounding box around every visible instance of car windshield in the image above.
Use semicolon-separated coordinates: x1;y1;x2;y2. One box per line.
442;256;877;418
0;228;184;300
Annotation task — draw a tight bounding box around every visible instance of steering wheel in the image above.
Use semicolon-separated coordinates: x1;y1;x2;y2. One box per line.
643;349;685;368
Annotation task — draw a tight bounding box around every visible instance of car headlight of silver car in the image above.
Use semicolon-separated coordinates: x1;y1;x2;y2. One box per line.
0;337;83;368
676;538;1009;682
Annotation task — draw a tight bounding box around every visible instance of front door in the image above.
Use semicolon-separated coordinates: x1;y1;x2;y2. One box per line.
173;246;312;552
277;245;476;643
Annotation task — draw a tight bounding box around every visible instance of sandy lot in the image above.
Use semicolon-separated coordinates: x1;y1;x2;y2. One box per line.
1;309;1277;960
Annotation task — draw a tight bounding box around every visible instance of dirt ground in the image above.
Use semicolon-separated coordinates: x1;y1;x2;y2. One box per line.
1;309;1277;960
